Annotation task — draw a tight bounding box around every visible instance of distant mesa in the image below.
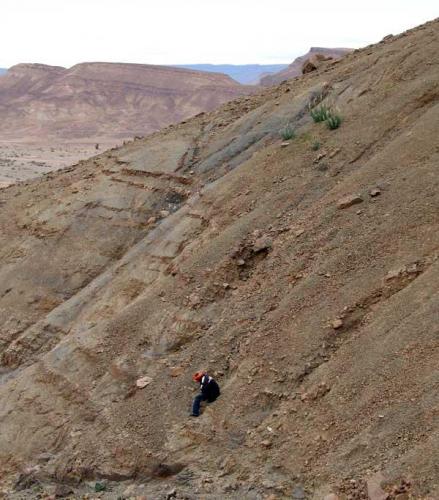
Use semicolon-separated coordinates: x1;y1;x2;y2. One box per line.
0;62;255;142
260;47;352;85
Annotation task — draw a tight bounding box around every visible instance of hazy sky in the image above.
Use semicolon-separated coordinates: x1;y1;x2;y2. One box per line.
1;0;438;68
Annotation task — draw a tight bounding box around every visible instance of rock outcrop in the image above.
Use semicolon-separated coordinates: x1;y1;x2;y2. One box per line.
261;47;352;85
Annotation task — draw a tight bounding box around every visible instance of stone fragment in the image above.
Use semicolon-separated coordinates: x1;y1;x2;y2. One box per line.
36;452;54;463
136;376;152;388
262;479;276;489
253;236;273;252
385;267;406;280
314;152;327;163
366;472;388;500
169;366;184;377
337;194;363;209
123;485;136;497
166;488;177;499
331;318;343;329
189;293;201;306
329;148;341;158
281;141;290;147
370;188;381;197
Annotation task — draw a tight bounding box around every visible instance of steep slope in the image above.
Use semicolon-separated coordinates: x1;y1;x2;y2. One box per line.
0;62;254;141
261;47;352;86
0;19;439;499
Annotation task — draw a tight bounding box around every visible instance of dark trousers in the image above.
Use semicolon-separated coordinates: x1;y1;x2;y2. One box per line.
192;393;207;416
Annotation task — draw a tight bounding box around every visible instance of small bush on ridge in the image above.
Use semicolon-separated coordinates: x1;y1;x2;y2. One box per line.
310;104;332;123
326;114;342;130
280;124;296;141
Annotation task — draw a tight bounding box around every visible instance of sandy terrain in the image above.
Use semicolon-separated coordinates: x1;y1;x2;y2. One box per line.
0;142;118;187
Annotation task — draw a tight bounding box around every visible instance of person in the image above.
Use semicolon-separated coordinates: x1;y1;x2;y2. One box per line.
190;371;220;417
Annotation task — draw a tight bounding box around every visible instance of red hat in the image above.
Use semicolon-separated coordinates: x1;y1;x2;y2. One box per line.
193;371;206;382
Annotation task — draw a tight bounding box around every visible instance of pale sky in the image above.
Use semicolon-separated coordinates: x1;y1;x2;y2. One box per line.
1;0;438;68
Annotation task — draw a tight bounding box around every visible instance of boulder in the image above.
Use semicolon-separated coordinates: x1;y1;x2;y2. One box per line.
337;194;363;209
302;54;333;74
253;235;273;252
331;318;344;329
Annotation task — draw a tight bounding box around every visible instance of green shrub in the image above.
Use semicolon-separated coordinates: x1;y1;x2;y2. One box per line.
309;102;343;130
310;104;332;123
311;140;321;151
326;114;342;130
280;124;296;141
95;482;107;492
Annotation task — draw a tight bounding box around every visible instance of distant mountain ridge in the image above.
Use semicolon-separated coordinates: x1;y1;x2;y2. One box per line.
175;64;288;84
0;61;255;141
261;47;352;85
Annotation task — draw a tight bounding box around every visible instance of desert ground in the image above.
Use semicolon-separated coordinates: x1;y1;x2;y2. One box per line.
0;142;119;187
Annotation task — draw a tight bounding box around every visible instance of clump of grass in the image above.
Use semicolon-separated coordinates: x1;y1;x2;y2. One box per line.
309;102;343;130
326;114;342;130
310;104;332;123
311;140;321;151
280;124;296;141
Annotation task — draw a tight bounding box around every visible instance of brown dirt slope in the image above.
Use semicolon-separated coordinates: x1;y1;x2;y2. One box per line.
0;62;254;141
261;47;352;86
0;19;438;499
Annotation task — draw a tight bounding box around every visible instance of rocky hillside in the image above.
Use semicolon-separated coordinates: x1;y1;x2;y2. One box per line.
0;19;438;499
260;47;352;86
0;62;254;141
